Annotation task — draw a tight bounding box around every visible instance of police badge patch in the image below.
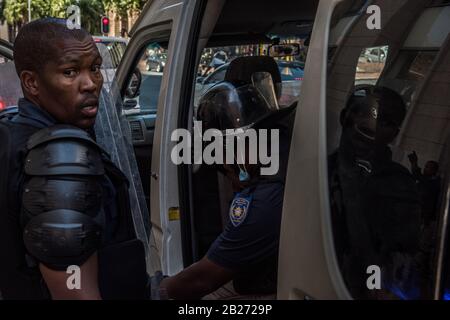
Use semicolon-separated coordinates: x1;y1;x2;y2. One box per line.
229;194;252;227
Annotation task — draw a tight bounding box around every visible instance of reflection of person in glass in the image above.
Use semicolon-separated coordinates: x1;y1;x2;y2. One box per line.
408;152;441;226
329;86;422;299
408;153;441;294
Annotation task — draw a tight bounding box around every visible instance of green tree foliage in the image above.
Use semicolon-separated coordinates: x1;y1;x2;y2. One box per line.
103;0;146;15
0;0;6;24
3;0;27;26
3;0;57;23
1;0;147;36
66;0;106;35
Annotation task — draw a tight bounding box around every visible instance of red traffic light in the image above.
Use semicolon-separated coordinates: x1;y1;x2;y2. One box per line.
101;16;110;34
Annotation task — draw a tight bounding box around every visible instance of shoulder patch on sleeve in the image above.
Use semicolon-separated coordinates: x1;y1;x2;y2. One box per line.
229;194;252;227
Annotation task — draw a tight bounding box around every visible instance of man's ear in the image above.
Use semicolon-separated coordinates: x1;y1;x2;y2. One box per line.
20;70;39;96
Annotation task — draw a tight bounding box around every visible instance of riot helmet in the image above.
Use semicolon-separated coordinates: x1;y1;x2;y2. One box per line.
197;71;294;133
196;72;295;181
341;85;406;147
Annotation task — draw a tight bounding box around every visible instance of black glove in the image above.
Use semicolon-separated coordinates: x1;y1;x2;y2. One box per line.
150;271;169;300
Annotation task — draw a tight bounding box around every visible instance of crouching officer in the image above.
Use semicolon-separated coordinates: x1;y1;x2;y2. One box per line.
156;73;296;300
0;18;148;300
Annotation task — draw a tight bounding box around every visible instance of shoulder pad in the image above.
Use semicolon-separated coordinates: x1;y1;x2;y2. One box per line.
22;176;103;218
27;124;100;150
25;125;105;176
23;209;102;270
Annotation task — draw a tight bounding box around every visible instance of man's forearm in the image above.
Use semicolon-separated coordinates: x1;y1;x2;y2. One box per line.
160;257;234;300
40;253;102;300
161;263;217;299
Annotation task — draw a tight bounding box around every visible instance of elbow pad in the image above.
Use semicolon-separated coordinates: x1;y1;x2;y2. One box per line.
21;125;106;270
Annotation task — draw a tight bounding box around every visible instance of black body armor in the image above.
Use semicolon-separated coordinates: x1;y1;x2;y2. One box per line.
22;125;105;270
0;118;148;299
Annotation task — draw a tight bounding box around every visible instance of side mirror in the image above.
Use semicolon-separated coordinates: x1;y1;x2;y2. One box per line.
123;99;138;110
269;44;300;58
125;68;142;99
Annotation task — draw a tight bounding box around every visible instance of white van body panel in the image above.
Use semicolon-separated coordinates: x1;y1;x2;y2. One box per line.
277;0;351;300
117;0;200;275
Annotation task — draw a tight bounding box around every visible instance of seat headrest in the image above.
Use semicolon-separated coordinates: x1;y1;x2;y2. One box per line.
224;56;282;98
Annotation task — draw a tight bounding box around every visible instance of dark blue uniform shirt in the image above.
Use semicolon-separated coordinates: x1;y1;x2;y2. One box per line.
207;181;284;294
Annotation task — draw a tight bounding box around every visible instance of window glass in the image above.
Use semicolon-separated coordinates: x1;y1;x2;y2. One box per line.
396;52;436;82
105;41;127;68
380;51;438;109
95;40;127;90
194;43;307;113
355;46;388;86
279;63;304;81
0;53;22;111
326;0;450;300
123;42;168;115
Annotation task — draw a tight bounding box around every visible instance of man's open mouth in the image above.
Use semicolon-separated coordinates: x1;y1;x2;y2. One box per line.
80;104;99;117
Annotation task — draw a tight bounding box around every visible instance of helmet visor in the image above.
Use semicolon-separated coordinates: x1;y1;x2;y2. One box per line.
251;71;279;111
197;82;273;133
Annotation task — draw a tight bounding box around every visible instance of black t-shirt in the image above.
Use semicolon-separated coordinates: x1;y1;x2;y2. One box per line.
207;181;284;294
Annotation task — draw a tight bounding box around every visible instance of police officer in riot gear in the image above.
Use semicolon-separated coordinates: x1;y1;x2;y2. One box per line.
157;71;296;300
0;18;148;300
329;85;423;299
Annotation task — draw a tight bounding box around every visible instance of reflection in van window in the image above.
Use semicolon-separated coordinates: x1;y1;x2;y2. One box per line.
195;43;307;112
326;0;450;300
0;56;22;110
397;52;436;81
123;42;168;115
355;46;388;86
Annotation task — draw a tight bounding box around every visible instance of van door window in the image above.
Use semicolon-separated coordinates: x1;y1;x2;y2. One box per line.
326;0;450;300
0;51;22;110
380;51;437;108
356;45;389;86
120;36;170;224
195;44;306;115
124;41;168;115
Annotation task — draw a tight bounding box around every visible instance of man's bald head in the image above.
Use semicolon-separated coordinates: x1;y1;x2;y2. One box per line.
13;17;92;77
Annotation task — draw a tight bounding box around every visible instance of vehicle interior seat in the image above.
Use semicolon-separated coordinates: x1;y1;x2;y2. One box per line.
224;55;283;100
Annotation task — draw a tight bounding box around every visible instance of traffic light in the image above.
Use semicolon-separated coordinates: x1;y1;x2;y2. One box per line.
101;16;110;34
